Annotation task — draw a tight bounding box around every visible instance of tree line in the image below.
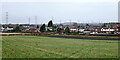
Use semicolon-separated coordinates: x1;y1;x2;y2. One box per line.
40;20;70;34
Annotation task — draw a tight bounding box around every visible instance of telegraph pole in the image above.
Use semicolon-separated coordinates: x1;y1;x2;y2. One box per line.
6;12;8;24
70;19;71;26
35;16;37;28
35;16;37;25
28;17;30;25
60;19;61;25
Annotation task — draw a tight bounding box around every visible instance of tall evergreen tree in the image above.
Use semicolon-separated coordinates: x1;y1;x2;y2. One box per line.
65;27;70;34
40;24;46;32
37;25;39;28
48;20;53;27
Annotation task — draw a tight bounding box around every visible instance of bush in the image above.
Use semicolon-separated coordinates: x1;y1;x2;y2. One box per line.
71;32;79;35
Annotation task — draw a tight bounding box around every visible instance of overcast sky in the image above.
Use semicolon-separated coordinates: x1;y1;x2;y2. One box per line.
2;0;119;24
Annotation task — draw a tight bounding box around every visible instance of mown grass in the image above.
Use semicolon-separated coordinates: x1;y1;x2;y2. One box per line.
2;36;118;58
0;36;2;59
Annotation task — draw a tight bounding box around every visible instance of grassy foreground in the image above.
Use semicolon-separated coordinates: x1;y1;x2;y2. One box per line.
2;36;118;58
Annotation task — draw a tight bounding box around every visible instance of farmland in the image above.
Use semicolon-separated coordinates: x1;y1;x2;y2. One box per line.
2;36;118;58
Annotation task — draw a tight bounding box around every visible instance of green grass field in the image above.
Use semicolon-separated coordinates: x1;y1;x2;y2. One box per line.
2;36;118;58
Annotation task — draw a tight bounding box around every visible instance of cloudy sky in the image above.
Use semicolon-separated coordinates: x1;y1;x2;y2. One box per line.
2;0;119;24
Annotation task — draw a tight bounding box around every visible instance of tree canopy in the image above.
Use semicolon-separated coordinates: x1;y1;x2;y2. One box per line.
57;28;61;33
86;24;89;26
103;24;106;27
15;26;20;32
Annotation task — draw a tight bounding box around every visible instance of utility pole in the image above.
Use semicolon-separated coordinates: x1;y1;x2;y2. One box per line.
70;19;71;26
78;20;79;23
28;17;30;25
60;19;61;25
35;16;37;25
35;16;38;28
78;20;80;26
6;12;8;24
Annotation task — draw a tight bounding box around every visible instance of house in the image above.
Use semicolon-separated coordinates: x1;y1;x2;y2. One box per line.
92;26;101;33
101;27;115;34
78;29;85;32
70;26;78;32
83;30;91;34
78;26;85;32
1;27;4;32
26;28;40;33
1;26;14;32
46;27;53;31
7;27;14;31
